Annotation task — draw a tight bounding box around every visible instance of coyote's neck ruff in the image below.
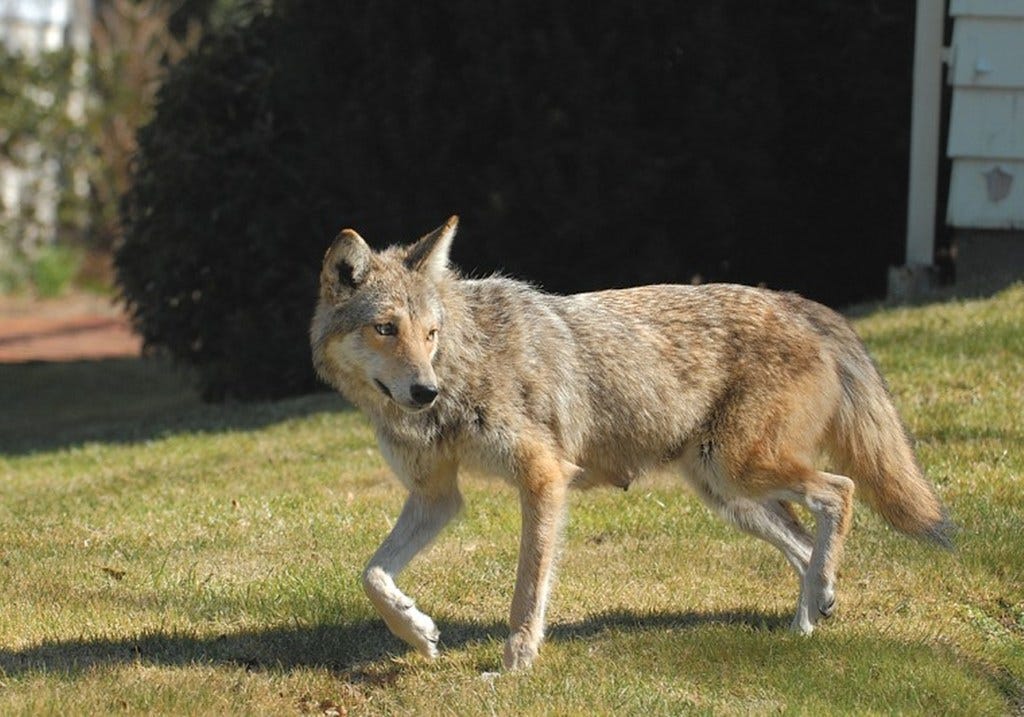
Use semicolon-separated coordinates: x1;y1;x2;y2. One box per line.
310;216;952;670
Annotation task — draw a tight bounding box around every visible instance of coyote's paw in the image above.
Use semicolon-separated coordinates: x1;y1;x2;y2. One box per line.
363;566;440;659
789;613;815;635
815;580;837;619
790;590;836;634
503;631;539;671
383;602;440;659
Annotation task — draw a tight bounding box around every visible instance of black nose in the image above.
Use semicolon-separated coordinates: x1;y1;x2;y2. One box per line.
410;383;439;406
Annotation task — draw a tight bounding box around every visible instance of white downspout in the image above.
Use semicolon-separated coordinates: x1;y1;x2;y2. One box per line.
904;0;946;267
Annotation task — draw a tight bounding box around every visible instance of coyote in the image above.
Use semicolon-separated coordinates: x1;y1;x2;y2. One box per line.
310;216;952;670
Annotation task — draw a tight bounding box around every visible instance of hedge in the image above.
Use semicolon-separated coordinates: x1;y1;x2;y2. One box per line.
117;0;914;400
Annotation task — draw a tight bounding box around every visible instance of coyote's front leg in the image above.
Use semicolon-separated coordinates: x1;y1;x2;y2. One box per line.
504;451;574;670
362;462;461;658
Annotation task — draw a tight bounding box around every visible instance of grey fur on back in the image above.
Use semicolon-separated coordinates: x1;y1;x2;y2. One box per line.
358;275;842;486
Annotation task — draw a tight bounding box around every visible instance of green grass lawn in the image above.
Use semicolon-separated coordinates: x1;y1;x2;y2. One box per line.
1;286;1022;715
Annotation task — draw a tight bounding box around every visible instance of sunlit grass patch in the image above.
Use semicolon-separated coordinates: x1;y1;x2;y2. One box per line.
1;285;1022;714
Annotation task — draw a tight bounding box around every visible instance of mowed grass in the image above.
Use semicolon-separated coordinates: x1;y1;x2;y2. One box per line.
1;285;1022;715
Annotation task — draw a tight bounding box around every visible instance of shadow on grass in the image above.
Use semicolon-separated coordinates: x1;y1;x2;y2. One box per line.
0;609;788;678
2;610;1019;710
0;357;353;455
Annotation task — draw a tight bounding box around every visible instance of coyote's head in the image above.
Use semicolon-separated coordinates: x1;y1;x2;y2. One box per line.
311;216;458;413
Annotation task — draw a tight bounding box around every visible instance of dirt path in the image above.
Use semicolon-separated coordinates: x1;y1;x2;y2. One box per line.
0;293;141;362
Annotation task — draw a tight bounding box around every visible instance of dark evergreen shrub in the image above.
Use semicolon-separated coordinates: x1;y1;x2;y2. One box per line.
117;0;913;401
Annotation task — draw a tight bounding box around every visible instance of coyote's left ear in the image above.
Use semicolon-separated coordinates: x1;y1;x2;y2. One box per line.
405;215;458;281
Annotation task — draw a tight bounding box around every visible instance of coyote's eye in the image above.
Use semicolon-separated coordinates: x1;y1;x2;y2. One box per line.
426;328;438;342
374;322;397;336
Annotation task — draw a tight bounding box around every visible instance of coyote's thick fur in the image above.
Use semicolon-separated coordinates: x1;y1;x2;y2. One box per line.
310;216;952;670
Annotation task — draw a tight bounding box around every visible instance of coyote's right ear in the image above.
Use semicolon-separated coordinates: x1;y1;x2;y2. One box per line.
321;228;371;300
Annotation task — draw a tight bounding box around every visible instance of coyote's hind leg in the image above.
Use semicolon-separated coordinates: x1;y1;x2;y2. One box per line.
688;478;814;578
777;469;855;635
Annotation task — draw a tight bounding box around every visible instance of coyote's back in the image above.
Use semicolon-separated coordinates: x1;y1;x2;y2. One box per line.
310;216;953;670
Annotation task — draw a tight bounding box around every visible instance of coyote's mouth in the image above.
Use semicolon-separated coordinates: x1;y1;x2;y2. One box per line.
373;379;393;399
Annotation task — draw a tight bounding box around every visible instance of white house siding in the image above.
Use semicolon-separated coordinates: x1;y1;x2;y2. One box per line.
946;1;1024;229
0;0;70;53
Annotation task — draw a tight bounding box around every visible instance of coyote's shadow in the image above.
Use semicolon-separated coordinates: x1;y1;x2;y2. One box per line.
0;609;788;678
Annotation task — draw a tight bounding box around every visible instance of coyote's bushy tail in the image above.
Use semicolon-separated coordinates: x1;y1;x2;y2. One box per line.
828;345;955;549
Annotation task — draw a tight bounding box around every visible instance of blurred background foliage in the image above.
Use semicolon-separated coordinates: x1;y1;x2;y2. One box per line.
0;0;238;294
1;43;83;293
4;0;918;400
